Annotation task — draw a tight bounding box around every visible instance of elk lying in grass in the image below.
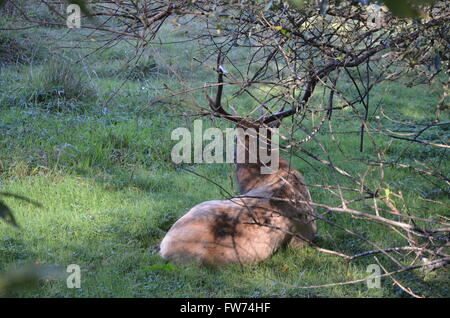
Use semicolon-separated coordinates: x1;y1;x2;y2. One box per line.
159;56;317;266
160;156;317;265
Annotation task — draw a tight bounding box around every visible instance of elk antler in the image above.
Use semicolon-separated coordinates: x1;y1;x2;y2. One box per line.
205;54;232;117
205;53;260;128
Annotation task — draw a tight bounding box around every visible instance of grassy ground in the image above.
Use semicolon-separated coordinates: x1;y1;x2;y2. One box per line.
0;19;448;297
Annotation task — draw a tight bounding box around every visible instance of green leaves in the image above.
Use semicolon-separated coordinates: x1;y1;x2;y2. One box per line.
64;0;91;15
287;0;440;19
383;0;421;18
377;0;441;18
287;0;306;8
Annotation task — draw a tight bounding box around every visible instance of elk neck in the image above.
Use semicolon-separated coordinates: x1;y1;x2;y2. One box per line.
236;156;297;194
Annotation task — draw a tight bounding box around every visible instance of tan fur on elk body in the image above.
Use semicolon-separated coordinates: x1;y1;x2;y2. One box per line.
236;156;317;246
159;156;317;265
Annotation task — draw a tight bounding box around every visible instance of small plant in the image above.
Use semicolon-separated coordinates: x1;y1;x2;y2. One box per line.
0;32;43;66
26;57;98;111
125;56;158;81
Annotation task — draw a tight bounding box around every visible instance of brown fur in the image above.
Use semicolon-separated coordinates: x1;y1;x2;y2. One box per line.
159;155;317;265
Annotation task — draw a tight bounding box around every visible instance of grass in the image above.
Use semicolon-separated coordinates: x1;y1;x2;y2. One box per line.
25;57;98;109
0;20;448;298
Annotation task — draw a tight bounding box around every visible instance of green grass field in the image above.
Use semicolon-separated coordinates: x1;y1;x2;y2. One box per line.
0;20;448;298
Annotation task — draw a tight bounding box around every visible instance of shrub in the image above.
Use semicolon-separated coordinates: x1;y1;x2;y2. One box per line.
125;55;158;81
0;31;45;66
26;58;98;111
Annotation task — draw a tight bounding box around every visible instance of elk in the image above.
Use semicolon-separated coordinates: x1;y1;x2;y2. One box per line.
159;56;317;266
